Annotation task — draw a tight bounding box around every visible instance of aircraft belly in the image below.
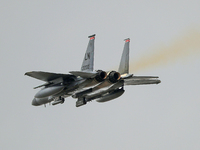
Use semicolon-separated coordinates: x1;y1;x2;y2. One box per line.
84;79;99;87
91;80;112;92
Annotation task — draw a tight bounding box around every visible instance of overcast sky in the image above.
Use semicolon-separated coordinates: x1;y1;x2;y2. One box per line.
1;1;200;150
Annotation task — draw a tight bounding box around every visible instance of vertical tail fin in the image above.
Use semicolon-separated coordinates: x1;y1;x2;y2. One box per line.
81;34;96;72
118;38;130;75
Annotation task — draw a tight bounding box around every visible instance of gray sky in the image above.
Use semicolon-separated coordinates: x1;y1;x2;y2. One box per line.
1;1;200;149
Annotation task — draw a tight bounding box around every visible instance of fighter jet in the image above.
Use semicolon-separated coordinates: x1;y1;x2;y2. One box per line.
25;34;160;107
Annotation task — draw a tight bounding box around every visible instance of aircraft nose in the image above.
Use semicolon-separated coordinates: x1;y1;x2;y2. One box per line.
32;98;40;106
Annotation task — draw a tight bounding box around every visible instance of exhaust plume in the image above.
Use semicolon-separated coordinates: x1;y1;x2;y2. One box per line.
130;27;200;73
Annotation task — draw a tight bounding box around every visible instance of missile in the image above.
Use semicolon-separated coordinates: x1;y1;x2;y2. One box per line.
52;99;64;105
76;97;87;107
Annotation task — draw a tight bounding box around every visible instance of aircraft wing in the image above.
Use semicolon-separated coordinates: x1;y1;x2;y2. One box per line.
124;76;161;85
69;71;97;78
25;71;76;82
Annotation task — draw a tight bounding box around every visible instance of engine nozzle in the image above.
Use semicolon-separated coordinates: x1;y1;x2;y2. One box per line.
95;70;107;82
107;71;121;83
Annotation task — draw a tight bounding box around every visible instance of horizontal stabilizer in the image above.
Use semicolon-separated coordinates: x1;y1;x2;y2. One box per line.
69;71;97;78
25;71;76;82
124;76;161;85
132;76;159;78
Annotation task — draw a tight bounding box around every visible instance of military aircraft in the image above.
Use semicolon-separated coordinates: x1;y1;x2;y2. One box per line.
25;34;161;107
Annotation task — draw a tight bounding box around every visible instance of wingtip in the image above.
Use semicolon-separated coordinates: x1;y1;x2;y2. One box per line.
24;71;32;76
24;72;29;76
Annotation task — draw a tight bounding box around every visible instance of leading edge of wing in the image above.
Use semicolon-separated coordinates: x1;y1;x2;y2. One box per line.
25;71;76;82
69;71;97;78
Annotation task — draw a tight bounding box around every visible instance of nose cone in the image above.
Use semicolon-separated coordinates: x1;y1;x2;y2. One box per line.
32;98;40;106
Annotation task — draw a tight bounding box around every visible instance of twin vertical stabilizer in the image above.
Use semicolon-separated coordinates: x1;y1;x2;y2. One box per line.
81;34;96;72
81;35;129;75
81;34;130;75
118;38;130;75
